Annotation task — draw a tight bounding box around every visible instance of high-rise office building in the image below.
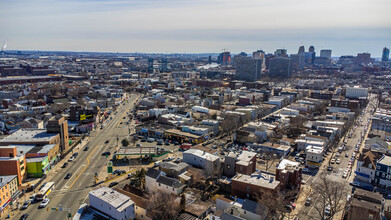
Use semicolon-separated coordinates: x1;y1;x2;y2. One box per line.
309;46;315;53
355;53;371;65
274;49;287;56
218;51;231;65
298;46;305;54
320;49;332;59
382;47;390;62
235;56;262;81
147;58;154;73
252;50;266;69
160;58;168;72
269;57;292;78
208;55;212;64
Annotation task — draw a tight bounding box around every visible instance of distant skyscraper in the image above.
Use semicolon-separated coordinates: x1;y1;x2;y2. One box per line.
147;58;154;73
355;53;371;65
269;57;292;78
252;50;266;69
238;52;248;57
274;49;287;56
218;51;231;65
309;46;315;53
235;56;262;81
160;58;168;72
208;55;212;64
298;46;305;54
320;49;332;59
382;47;390;62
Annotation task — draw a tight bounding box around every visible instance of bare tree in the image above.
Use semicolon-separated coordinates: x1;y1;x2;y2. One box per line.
312;172;347;220
256;190;296;220
220;116;240;137
146;192;180;220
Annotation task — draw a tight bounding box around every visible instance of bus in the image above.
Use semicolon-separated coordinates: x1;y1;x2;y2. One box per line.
36;182;55;201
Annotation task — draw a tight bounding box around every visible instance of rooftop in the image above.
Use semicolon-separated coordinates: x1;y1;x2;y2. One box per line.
184;149;219;161
0;175;17;188
232;173;280;190
0;129;58;144
378;155;391;166
89;187;134;213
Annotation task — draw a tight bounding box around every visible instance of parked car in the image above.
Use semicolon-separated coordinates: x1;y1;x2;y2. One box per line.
350;182;361;187
73;152;78;158
127;174;133;179
302;168;310;173
147;138;155;143
305;198;311;206
157;139;163;145
174;158;182;163
105;140;110;144
39;198;50;208
330;159;335;164
113;170;126;175
109;182;119;187
345;153;349;157
68;156;75;162
21;201;31;210
61;162;68;168
327;166;333;171
165;140;170;146
64;173;72;179
336;158;341;164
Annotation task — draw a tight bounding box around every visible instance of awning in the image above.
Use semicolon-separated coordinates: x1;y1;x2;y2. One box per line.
354;171;370;178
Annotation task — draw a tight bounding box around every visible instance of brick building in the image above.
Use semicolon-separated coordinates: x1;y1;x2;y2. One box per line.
275;159;302;190
330;99;360;111
231;173;280;200
0;147;26;184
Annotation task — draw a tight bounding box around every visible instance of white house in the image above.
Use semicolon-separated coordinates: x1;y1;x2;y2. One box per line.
183;149;220;176
89;187;135;220
305;145;323;168
145;169;184;195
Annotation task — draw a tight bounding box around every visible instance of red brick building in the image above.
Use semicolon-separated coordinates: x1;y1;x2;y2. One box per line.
330;99;360;111
231;173;280;200
0;147;26;184
276;159;302;190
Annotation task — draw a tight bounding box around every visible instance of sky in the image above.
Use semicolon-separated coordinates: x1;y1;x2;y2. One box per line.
0;0;390;57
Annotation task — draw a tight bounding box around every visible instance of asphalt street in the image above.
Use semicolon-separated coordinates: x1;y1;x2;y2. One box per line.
12;94;139;220
297;94;377;219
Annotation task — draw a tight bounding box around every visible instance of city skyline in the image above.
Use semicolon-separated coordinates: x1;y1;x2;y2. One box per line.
0;0;390;57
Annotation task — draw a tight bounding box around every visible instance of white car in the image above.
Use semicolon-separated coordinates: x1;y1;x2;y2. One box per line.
68;156;75;162
342;172;348;178
39;198;50;208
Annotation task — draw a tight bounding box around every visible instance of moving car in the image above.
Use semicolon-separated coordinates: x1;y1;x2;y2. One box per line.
73;152;78;158
64;173;72;179
105;140;110;144
62;162;68;168
83;146;89;151
39;198;50;208
101;152;111;156
109;182;119;187
68;156;75;162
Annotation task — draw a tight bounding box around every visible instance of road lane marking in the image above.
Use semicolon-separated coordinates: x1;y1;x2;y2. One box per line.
61;164;86;190
68;145;100;190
